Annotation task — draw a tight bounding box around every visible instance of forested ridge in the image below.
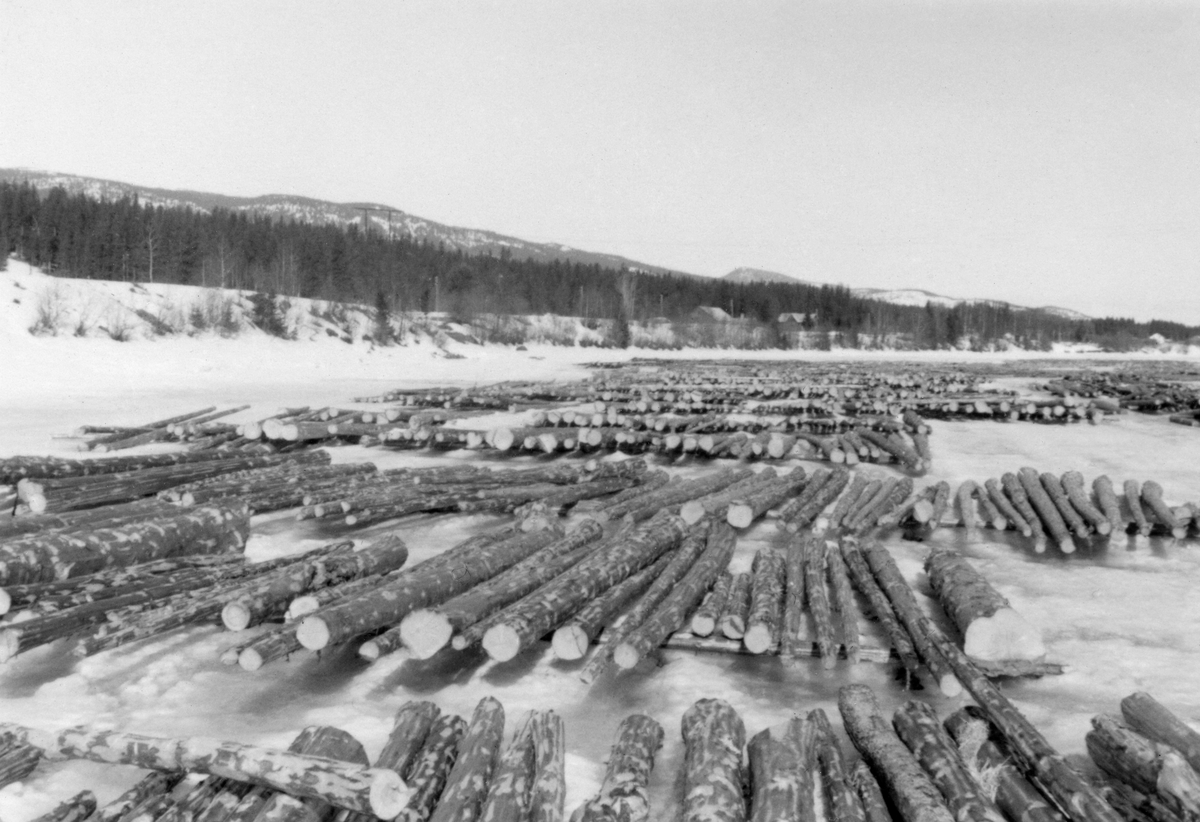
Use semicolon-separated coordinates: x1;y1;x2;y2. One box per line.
1;181;1195;349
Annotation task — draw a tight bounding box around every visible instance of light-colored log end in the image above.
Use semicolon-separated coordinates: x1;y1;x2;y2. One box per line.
679;501;707;525
481;624;521;662
358;640;381;661
238;647;266;671
742;624;774;655
286;596;320;621
613;643;641;670
719;617;745;641
221;601;253;632
399;611;452;661
939;673;964;698
369;769;410;820
551;625;590;661
690;615;717;637
726;504;754;530
296;617;331;651
0;590;10;617
963;608;1046;662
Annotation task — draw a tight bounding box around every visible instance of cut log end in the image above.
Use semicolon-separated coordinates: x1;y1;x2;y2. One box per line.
369;770;410;820
690;614;717;637
221;601;252;632
286;595;321;620
399;610;452;660
0;589;10;616
939;673;964;698
481;624;522;662
296;617;331;651
726;504;754;530
0;630;20;664
679;501;707;525
742;624;774;655
551;625;590;661
963;607;1046;662
613;642;642;670
238;647;266;671
359;640;381;661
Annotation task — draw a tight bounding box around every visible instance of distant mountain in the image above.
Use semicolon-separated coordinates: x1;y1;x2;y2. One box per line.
722;268;1093;320
0;168;687;278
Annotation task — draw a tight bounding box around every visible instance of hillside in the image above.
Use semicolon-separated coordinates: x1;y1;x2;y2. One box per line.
0;168;688;278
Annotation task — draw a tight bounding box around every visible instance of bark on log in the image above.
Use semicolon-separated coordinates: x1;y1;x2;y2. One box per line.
743;550;786;655
0;740;41;789
395;521;603;659
844;478;898;533
395;713;467;822
1142;481;1187;539
924;548;1045;662
718;572;753;641
1124;480;1153;537
925;481;951;528
90;770;184;822
973;484;1006;531
681;699;747;822
748;719;818;822
530;711;566;822
780;469;851;533
481;514;688;662
427;697;506;822
984;478;1030;535
1121;692;1200;775
0;724;407;819
1086;714;1200;821
1017;468;1073;551
859;539;962;696
943;708;1067;822
1061;471;1111;536
612;524;736;670
1039;473;1091;540
1001;473;1045;546
29;790;95;822
892;700;1006;822
839;685;954;822
775;467;832;525
478;711;536;822
850;760;893;822
823;475;871;533
839;538;922;684
690;572;732;638
1093;476;1126;538
297;527;563;651
825;541;860;664
956;481;981;532
569;714;663;822
603;468;751;522
679;469;778;525
576;524;711;680
805;536;837;668
726;468;808;529
810;708;866;822
852;477;913;535
781;537;807;660
923;624;1124;822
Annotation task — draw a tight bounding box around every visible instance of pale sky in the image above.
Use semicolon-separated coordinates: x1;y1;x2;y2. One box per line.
2;1;1197;323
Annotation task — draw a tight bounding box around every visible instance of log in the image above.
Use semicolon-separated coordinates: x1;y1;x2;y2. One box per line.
1142;481;1187;539
575;524;711;680
782;468;851;533
985;478;1030;536
481;513;688;662
810;708;866;822
1001;472;1045;546
1087;714;1200;820
1061;471;1112;535
427;697;506;822
1125;479;1154;537
850;760;893;822
775;467;832;524
253;725;371;822
1121;692;1200;775
1093;476;1126;538
0;724;408;819
852;477;913;535
956;480;981;532
781;537;807;659
725;467;807;529
530;711;566;822
29;790;96;822
297;527;564;651
681;699;747;822
825;541;860;664
924;548;1045;662
838;685;954;822
925;481;951;527
845;478;899;533
395;713;467;822
892;700;1006;822
859;539;962;696
805;536;837;668
718;572;753;641
748;718;818;822
89;770;184;822
1017;468;1073;551
924;624;1124;822
943;708;1067;822
839;538;922;684
570;714;663;822
612;524;736;670
823;474;871;533
395;521;603;659
478;711;536;822
604;468;751;522
679;468;778;525
859;429;925;473
973;483;1006;531
690;571;732;637
1039;472;1091;540
743;550;786;655
0;740;42;789
0;501;251;586
377;701;442;783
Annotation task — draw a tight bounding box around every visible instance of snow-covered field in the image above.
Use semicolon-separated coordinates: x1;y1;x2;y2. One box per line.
2;263;1200;820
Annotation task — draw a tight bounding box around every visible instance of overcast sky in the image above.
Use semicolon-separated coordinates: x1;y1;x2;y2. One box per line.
2;1;1197;323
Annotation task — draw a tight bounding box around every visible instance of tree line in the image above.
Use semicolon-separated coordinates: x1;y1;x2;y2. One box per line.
1;181;1194;348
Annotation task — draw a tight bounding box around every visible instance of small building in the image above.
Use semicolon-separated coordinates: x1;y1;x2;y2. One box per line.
692;306;734;323
777;311;819;347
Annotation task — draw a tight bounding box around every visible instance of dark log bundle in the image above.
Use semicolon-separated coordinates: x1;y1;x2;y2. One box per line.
395;713;467;822
924;548;1046;662
1086;714;1200;820
943;708;1066;822
575;524;710;680
0;438;279;485
838;684;954;822
924;623;1124;822
480;513;688;662
1121;692;1200;775
748;717;817;822
743;549;786;655
570;714;663;822
681;699;747;822
0;723;408;819
718;571;753;640
0;500;251;586
297;526;565;652
858;539;961;696
690;571;732;638
391;521;604;660
892;700;1006;822
611;524;736;671
427;697;506;822
839;538;922;683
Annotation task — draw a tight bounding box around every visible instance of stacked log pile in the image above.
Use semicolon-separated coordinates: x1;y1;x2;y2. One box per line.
1043;371;1200;416
884;470;1198;550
